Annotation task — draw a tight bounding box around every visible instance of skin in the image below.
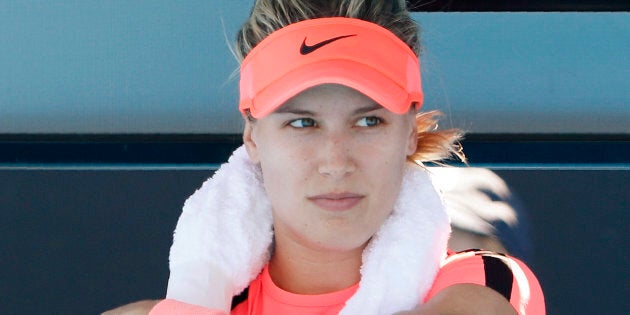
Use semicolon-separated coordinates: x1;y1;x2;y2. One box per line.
101;300;160;315
243;83;418;294
397;284;517;315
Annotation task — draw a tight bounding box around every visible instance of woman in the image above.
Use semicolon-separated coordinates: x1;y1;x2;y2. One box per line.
109;1;545;314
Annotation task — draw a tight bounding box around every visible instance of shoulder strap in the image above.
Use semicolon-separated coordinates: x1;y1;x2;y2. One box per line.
230;286;250;310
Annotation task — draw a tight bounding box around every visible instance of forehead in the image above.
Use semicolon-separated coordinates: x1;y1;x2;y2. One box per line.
275;84;384;113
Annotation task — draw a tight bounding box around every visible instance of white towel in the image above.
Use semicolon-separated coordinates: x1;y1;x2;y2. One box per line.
166;146;450;314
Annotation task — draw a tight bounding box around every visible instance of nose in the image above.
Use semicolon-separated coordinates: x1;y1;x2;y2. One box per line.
317;133;356;179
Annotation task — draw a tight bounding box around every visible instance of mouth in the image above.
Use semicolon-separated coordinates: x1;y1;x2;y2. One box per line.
307;193;365;211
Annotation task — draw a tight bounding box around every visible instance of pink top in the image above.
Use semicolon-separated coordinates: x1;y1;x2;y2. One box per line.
150;250;545;315
232;265;358;315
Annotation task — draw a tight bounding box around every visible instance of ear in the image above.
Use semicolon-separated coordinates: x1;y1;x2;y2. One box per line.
406;113;418;156
243;119;260;164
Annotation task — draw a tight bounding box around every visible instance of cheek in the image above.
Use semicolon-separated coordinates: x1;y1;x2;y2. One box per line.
362;131;410;204
367;130;412;170
256;138;313;199
370;157;405;201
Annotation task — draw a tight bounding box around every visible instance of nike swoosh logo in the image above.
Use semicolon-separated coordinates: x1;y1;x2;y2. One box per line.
300;34;357;55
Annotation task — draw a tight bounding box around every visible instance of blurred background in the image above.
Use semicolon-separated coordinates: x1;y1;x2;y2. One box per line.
1;1;628;314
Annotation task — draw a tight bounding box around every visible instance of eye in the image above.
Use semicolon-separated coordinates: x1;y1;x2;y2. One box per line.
289;118;317;128
355;116;382;127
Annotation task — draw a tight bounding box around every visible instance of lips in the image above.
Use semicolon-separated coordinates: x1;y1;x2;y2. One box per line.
307;193;365;211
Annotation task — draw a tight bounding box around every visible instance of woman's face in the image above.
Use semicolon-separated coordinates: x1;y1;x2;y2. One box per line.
244;84;417;253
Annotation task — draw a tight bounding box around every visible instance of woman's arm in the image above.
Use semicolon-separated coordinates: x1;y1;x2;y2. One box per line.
397;284;517;315
101;299;227;315
101;300;160;315
412;250;545;315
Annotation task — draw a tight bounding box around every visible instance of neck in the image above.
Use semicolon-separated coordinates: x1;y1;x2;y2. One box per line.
268;233;365;295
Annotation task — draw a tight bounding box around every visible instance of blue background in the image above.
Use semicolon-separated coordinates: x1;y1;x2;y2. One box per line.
1;1;628;133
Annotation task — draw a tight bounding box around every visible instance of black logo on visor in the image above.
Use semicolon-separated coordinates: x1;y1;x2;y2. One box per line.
300;34;357;55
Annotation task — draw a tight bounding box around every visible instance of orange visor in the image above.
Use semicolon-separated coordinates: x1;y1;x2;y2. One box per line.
239;17;423;118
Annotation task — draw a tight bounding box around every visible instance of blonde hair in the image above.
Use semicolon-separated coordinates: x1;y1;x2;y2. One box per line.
237;0;465;164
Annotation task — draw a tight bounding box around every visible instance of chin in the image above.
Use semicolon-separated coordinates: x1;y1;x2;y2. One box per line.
313;233;372;253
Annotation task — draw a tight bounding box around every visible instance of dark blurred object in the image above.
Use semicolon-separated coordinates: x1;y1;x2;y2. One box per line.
430;167;533;261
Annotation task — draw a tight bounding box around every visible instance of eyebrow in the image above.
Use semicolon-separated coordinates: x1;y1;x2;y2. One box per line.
274;102;384;116
273;105;315;116
352;103;384;115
